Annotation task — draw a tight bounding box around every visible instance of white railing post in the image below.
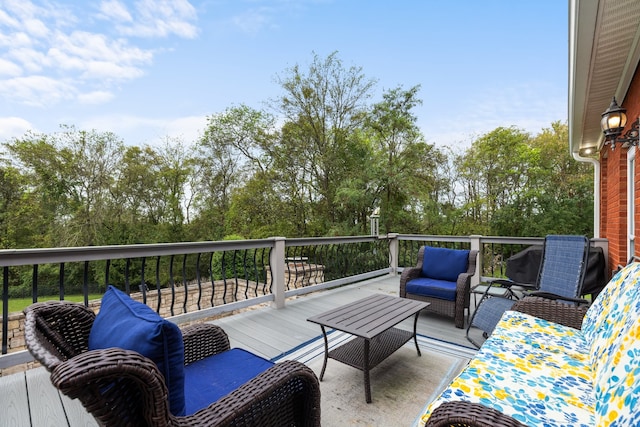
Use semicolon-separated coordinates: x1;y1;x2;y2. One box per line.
469;235;482;287
388;233;399;275
270;237;286;309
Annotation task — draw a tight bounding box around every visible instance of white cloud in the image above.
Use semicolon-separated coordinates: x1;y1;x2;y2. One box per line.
0;31;34;49
106;0;199;39
0;75;75;107
232;8;275;34
98;0;133;23
0;117;35;140
77;90;115;104
7;47;49;73
22;18;49;38
0;0;199;107
0;58;22;77
0;9;20;28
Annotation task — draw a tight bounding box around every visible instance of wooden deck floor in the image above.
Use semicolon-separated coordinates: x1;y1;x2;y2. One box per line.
0;273;478;427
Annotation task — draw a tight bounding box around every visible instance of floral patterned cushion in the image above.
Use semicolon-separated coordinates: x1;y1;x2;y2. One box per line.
420;311;595;427
592;286;640;426
583;263;640;380
420;263;640;427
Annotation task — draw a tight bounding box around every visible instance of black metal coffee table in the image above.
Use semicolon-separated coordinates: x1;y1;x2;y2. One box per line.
307;294;429;403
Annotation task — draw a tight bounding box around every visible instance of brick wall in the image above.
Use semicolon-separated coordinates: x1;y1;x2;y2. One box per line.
601;64;640;269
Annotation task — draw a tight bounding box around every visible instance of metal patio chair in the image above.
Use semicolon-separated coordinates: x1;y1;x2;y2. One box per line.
466;234;590;348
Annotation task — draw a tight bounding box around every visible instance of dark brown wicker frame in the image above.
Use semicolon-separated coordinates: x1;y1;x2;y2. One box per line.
399;247;478;329
24;301;321;427
422;296;589;427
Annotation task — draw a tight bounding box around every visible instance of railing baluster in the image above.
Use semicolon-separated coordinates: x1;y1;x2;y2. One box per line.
208;252;215;307
140;257;147;304
105;259;111;289
58;262;65;300
182;254;188;314
169;255;175;316
221;251;228;304
232;250;239;302
31;265;38;304
155;256;162;312
2;267;8;354
83;260;89;306
125;258;131;294
261;247;270;294
196;253;202;310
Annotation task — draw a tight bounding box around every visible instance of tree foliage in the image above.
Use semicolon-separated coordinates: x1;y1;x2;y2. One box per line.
0;53;594;251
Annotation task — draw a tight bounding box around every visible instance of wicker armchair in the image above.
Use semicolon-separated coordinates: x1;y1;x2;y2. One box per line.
24;300;321;427
400;246;478;329
423;296;589;427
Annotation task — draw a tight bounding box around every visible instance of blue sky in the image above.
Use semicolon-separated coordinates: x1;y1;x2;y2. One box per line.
0;0;568;150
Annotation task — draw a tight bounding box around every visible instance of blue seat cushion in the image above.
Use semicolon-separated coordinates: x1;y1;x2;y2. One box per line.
406;277;457;301
421;246;469;282
88;286;186;416
183;348;274;415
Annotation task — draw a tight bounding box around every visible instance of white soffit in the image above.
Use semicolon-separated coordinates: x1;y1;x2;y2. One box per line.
569;0;640;153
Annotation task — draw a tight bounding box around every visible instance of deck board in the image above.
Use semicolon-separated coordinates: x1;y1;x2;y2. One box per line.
0;371;30;427
0;273;478;426
26;368;69;427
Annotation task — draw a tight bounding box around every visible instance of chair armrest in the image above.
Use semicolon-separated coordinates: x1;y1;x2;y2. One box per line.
511;296;589;329
399;267;422;296
50;348;172;426
527;291;590;305
489;278;536;290
424;401;528;427
182;323;231;364
24;301;96;371
184;359;321;427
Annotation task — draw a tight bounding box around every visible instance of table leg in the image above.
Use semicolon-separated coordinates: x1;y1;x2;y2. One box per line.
364;338;372;403
413;312;422;356
319;325;329;381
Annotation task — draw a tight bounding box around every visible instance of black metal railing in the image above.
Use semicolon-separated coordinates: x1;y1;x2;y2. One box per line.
0;234;608;368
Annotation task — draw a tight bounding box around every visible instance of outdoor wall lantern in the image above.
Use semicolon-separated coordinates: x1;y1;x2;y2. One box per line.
601;97;639;150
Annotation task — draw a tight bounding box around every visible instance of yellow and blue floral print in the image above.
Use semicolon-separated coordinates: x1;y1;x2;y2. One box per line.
420;263;640;427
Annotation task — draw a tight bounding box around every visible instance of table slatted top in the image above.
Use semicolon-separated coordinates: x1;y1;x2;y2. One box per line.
307;294;429;339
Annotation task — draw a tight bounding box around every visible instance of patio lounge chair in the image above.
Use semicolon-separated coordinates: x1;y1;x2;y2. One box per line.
400;246;478;328
466;234;590;348
23;286;321;427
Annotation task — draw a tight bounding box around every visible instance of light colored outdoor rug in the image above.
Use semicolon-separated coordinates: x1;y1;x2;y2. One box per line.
273;332;476;426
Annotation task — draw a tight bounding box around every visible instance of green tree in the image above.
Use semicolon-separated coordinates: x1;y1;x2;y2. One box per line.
522;121;593;236
455;127;533;234
273;51;377;233
364;85;446;234
6;126;126;247
194;105;278;240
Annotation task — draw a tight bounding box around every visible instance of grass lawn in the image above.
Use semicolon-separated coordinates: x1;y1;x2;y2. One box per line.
3;294;103;315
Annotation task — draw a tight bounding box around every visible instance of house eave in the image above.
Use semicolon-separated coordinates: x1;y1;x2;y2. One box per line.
569;0;640;155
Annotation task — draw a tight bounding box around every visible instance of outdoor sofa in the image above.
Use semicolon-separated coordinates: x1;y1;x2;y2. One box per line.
419;262;640;427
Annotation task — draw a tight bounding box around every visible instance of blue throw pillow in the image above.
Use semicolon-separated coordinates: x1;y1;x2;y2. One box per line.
88;286;186;416
421;246;470;282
